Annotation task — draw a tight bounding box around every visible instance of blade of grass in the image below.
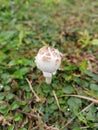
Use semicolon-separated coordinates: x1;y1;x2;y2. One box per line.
26;78;41;102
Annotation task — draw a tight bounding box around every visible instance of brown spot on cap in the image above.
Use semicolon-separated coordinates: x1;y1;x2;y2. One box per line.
39;46;48;55
56;59;60;65
46;52;51;56
49;46;55;52
53;51;57;57
42;56;51;62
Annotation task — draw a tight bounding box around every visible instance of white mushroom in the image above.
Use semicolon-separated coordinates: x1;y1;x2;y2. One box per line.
35;46;62;84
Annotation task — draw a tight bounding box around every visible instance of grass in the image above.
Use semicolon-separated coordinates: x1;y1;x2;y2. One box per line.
0;0;98;130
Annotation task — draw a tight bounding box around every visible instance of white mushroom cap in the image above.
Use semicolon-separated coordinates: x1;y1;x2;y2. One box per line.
35;46;62;84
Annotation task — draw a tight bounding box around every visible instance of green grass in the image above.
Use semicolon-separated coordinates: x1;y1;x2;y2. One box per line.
0;0;98;129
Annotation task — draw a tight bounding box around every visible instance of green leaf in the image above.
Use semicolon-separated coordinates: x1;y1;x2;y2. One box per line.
6;93;14;100
11;101;20;110
52;83;57;88
0;105;8;114
14;113;23;121
83;70;98;81
13;67;29;79
47;97;54;104
80;59;87;71
42;84;50;94
8;58;35;67
0;52;6;63
67;97;82;112
26;92;31;99
73;77;88;87
4;113;12;120
73;127;82;130
18;30;25;46
64;65;77;71
91;39;98;45
56;90;63;96
23;105;30;112
19;128;27;130
21;101;27;106
63;85;74;94
65;75;73;81
0;93;5;101
4;85;11;91
1;73;12;84
90;84;98;91
50;103;58;110
0;30;16;43
86;109;96;121
20;85;30;92
83;70;94;77
8;125;14;130
59;98;66;105
78;113;87;124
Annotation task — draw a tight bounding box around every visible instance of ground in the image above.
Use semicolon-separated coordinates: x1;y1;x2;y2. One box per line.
0;0;98;130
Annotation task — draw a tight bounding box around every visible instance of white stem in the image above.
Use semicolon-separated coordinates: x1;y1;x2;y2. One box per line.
45;77;52;84
43;72;52;84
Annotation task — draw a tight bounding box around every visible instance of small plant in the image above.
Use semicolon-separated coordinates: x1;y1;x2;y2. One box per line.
78;30;91;48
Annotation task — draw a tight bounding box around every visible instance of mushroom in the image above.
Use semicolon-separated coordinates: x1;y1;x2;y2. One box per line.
35;46;62;84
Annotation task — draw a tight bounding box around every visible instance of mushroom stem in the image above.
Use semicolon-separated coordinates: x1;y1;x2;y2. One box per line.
43;72;52;84
45;77;52;84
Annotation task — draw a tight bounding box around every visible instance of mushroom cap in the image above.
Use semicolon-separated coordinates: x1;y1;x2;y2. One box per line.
35;46;61;74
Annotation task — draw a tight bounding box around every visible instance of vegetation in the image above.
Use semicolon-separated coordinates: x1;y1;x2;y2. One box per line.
0;0;98;129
